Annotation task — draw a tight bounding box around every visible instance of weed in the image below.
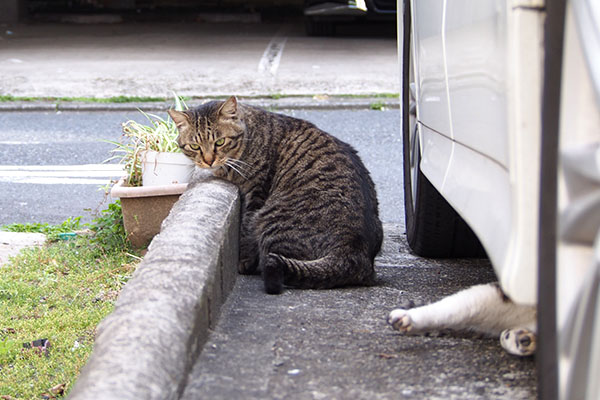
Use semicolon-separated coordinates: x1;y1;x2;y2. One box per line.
0;203;138;398
88;201;129;253
0;95;176;103
2;217;84;241
0;93;399;103
0;239;137;397
370;101;386;111
104;93;188;186
2;202;129;252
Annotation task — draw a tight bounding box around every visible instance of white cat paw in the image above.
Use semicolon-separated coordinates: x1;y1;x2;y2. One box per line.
387;309;414;333
500;328;536;356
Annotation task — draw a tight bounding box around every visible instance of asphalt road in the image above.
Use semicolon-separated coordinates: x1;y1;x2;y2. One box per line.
0;107;402;226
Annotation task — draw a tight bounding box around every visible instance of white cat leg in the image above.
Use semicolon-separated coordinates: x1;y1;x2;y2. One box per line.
388;283;537;336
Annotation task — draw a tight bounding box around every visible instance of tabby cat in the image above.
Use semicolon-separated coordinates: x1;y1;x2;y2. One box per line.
168;97;383;294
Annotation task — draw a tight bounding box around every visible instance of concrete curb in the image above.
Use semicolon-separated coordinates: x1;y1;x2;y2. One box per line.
0;96;399;112
68;176;240;400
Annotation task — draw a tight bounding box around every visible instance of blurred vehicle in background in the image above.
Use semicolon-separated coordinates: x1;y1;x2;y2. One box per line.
399;0;599;398
304;0;395;35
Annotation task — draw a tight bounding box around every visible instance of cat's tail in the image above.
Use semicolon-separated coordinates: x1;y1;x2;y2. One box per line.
263;252;375;295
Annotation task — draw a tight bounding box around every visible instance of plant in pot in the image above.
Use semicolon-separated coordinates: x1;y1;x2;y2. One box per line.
107;95;195;248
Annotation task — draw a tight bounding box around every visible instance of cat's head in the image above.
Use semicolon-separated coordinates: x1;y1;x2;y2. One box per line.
168;96;246;170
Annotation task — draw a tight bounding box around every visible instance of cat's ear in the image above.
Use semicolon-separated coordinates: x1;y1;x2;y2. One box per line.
168;109;191;129
218;96;239;120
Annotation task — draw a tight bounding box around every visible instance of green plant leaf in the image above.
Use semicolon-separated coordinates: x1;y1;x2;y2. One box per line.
103;92;188;187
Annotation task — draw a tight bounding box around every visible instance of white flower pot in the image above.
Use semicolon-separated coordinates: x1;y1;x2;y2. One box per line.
141;150;195;186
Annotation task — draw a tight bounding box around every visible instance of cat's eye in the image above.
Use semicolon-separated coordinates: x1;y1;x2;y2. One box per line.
215;138;225;147
188;144;201;150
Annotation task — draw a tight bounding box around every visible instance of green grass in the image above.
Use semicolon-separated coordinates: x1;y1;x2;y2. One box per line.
263;93;399;100
2;217;84;241
0;95;180;103
0;203;139;399
369;101;387;110
312;93;398;99
0;93;399;104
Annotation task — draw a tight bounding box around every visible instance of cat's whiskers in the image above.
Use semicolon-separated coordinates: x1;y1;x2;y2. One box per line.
226;158;255;174
225;159;249;180
227;158;254;170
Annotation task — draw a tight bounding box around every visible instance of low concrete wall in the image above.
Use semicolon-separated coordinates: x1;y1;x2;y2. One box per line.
68;177;240;400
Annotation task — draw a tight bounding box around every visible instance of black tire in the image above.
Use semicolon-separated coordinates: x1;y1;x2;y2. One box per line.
402;0;485;259
305;17;335;36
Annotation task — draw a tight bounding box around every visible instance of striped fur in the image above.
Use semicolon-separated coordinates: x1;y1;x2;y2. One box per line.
169;97;383;294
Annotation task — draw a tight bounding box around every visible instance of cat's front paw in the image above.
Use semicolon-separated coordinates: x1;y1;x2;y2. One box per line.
500;328;536;356
387;309;414;333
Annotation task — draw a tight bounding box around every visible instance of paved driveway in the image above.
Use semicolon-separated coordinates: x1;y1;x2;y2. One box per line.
0;20;398;98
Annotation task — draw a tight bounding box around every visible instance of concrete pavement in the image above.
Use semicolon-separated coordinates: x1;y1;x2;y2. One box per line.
182;224;536;400
0;20;398;99
0;231;45;266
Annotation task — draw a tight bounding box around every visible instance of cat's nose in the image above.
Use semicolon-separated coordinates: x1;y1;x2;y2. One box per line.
204;153;215;166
